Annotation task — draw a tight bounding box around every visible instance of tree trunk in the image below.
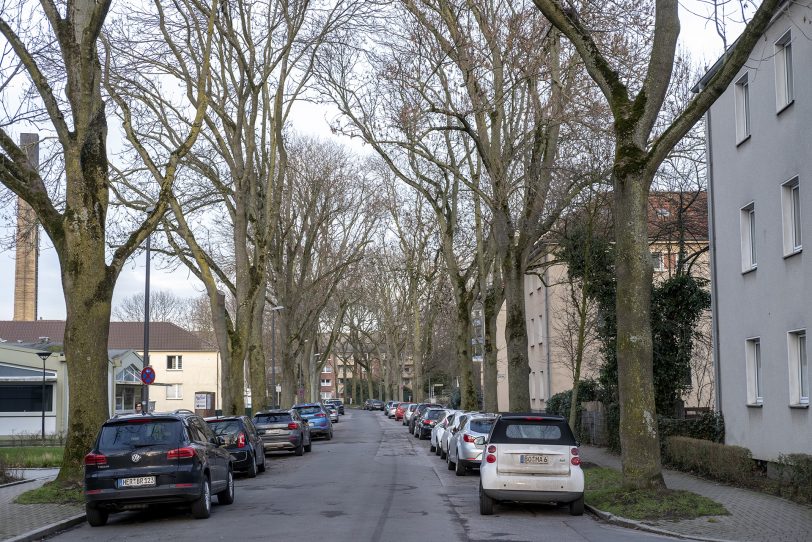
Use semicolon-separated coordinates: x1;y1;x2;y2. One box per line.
57;253;114;483
503;249;531;411
614;173;664;489
410;280;424;402
568;283;590;431
483;277;503;412
455;302;478;410
225;331;246;415
247;301;267;412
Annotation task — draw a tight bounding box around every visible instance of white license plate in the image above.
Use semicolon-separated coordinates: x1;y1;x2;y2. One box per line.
119;476;156;488
520;454;550;465
269;429;284;435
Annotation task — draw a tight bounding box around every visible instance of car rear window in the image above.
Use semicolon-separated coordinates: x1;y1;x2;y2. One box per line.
207;420;242;436
408;405;417;412
425;410;445;420
294;406;321;415
469;419;495;433
491;419;574;445
254;413;291;423
98;419;183;452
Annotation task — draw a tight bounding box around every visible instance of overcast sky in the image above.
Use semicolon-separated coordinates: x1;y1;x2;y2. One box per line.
0;4;736;321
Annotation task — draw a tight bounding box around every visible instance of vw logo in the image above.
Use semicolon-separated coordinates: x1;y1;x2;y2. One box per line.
131;453;142;463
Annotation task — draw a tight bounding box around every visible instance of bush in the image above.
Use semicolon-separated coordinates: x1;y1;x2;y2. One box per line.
546;379;599;439
659;410;725;444
665;436;753;484
775;453;812;504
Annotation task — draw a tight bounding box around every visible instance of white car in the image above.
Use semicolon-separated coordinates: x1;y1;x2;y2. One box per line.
447;414;497;476
430;410;457;455
440;411;473;460
403;404;418;426
478;414;584;516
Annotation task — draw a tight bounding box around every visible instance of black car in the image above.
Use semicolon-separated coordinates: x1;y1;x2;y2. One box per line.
206;416;266;477
84;411;234;526
369;399;384;411
414;408;447;440
324;399;345;415
408;403;444;434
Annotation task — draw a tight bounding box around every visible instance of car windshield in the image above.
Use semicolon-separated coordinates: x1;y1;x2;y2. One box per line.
425;410;445;420
98;419;183;452
469;419;495;433
254;413;291;424
207;420;242;436
492;421;571;444
294;406;322;415
408;405;417;412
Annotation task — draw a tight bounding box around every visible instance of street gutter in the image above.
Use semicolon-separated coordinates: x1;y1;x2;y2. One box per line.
4;513;85;542
586;504;738;542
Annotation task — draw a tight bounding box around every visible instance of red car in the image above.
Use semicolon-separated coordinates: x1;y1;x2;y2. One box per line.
395;402;412;421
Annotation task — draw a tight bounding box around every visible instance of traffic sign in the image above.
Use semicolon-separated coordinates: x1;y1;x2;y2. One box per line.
140;366;156;385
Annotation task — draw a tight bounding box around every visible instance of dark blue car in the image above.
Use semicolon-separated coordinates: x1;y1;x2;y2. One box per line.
292;403;333;440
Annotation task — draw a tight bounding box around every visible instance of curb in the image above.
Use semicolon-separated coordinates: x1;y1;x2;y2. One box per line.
0;479;35;490
4;513;85;542
586;504;738;542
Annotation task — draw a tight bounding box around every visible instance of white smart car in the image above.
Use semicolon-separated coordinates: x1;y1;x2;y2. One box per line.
478;414;584;516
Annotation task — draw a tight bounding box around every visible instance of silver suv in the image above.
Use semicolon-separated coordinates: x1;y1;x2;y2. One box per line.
253;409;312;456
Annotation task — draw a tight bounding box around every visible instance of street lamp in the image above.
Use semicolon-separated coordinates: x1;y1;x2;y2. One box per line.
36;351;51;441
270;306;284;408
141;207;154;414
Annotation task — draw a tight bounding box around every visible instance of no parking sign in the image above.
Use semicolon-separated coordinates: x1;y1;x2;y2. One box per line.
140;366;156;385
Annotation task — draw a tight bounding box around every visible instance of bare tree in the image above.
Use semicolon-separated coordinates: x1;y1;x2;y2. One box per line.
531;0;783;488
0;0;216;481
113;290;195;328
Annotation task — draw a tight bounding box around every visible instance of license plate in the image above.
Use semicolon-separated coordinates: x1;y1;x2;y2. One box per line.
520;454;550;465
118;476;156;488
269;429;284;435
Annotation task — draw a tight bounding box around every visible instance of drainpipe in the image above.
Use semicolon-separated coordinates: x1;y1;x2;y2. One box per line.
544;260;552;411
705;108;723;414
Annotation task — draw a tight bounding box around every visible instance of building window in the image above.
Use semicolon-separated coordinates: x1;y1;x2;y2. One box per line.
740;203;757;272
0;384;54;412
788;330;809;405
323;365;332;373
775;31;793;111
781;177;802;255
166;384;183;400
656;208;670;218
651;252;665;272
167;355;183;371
320;379;332;387
735;73;751;142
746;338;763;405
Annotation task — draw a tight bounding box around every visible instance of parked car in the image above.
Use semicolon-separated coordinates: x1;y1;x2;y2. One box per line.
478;414;584;516
431;410;457;454
394;402;411;421
447;414;497;476
439;411;471;460
253;409;312;456
370;399;384;410
324;399;345;415
205;416;266;477
408;403;443;434
293;403;333;440
403;403;418;426
385;401;398;417
414;408;447;440
325;404;340;423
84;411;235;526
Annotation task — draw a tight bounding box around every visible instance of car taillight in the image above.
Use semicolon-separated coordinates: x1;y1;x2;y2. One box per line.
571;447;579;456
288;422;300;430
462;433;475;443
314;413;326;418
486;454;496;463
571;456;581;466
423;419;431;425
167;447;195;459
487;445;496;453
84;452;107;466
237;432;246;448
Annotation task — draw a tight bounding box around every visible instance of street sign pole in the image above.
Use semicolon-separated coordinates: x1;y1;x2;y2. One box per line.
36;352;50;441
142;230;152;413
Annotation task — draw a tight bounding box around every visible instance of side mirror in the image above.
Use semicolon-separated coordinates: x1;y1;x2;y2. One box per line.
474;436;486;446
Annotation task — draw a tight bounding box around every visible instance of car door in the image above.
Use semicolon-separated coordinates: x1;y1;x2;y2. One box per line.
194;417;227;490
244;417;263;461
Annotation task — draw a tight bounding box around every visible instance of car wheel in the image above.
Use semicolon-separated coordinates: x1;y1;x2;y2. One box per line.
326;429;333;441
191;477;212;519
258;452;266;473
440;447;447;459
304;440;312;452
569;495;585;516
479;483;494;516
217;468;235;505
430;444;436;452
247;453;258;478
455;456;467;476
295;440;304;456
86;504;108;527
435;446;441;456
447;455;455;470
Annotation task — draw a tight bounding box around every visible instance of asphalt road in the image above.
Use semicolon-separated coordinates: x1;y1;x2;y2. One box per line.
51;409;677;542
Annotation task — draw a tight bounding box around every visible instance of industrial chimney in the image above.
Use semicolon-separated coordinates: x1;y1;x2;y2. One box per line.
13;133;39;321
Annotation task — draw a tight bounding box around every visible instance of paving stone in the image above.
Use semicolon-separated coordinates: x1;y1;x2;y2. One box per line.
0;476;82;541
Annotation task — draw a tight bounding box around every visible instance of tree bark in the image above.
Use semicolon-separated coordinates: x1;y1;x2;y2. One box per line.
455;300;478;410
503;247;531;411
483;270;503;412
248;297;268;411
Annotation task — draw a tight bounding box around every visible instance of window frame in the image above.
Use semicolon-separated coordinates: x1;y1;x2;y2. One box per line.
740;203;758;272
787;330;809;406
734;73;751;143
166;383;183;400
166;355;183;371
745;337;763;406
775;30;794;112
781;177;802;256
651;251;665;272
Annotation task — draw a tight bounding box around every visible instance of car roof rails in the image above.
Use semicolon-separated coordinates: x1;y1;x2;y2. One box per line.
172;409;196;415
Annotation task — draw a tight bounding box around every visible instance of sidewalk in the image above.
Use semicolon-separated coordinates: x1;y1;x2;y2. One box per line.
581;445;812;542
0;475;83;542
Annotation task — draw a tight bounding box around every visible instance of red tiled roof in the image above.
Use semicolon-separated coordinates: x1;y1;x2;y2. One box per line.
0;320;209;351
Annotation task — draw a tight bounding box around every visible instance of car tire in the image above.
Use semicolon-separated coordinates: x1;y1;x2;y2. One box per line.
440;447;447;459
447;455;455;470
430;444;436;452
258;452;266;473
295;440;304;456
455;457;466;476
191;477;212;519
326;429;333;441
217;468;235;505
435;446;441;456
569;495;585;516
247;454;258;478
86;504;108;527
479;483;494;516
304;440;312;452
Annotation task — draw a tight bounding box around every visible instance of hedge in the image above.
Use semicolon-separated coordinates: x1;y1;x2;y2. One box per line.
775;453;812;504
665;436;753;484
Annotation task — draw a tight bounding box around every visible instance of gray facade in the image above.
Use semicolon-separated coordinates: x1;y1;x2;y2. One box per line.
705;2;812;461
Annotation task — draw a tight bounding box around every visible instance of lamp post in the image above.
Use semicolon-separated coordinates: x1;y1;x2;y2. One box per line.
270;306;284;408
36;351;50;441
141;212;154;414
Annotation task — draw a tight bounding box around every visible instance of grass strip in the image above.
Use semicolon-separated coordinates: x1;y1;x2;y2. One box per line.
584;466;728;521
0;446;64;468
15;480;84;505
